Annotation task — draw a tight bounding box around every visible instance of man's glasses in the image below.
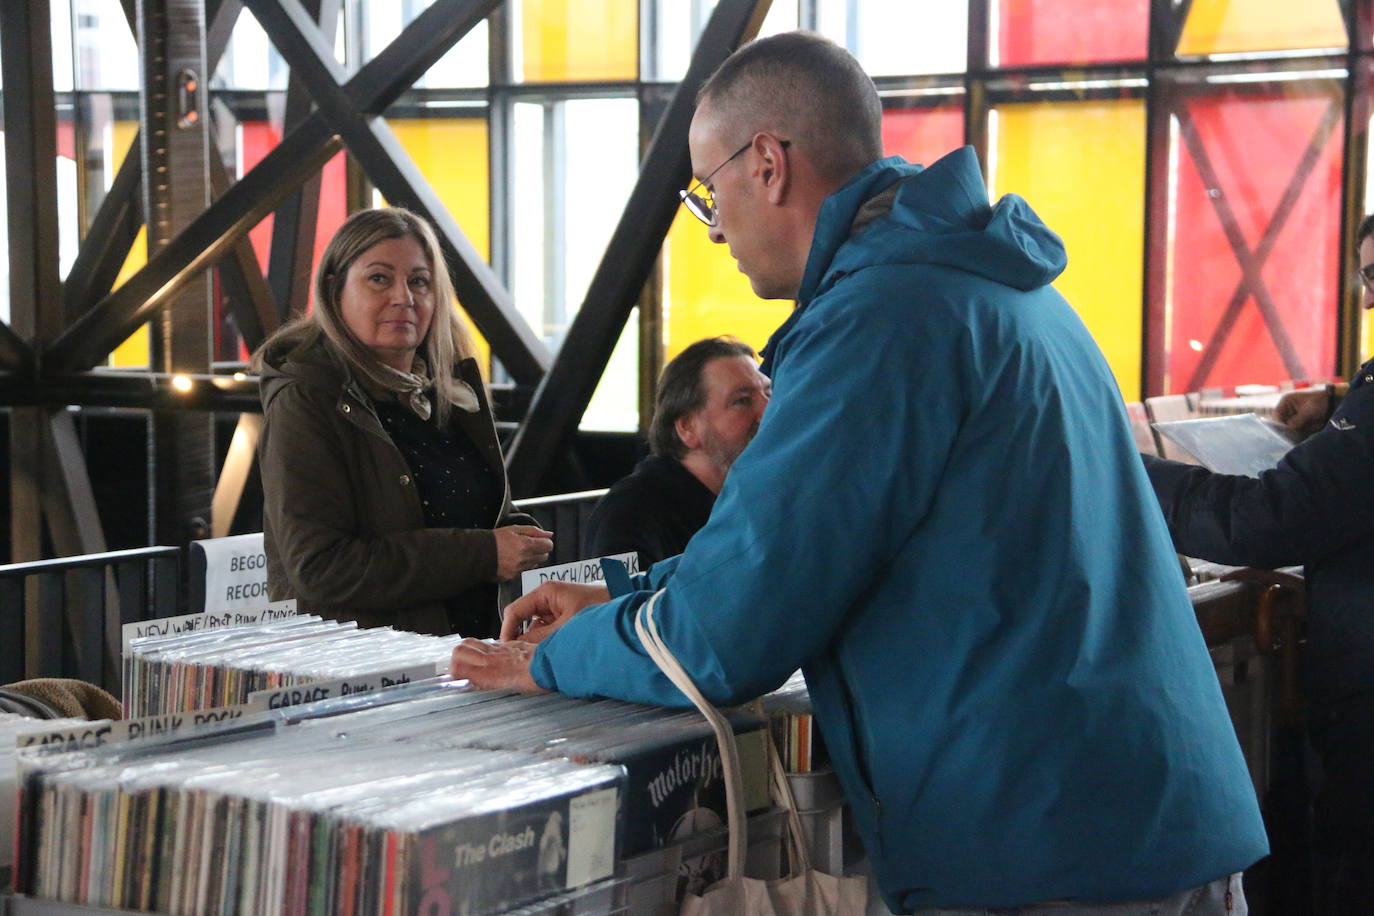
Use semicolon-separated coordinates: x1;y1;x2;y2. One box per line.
679;139;789;227
1360;263;1374;291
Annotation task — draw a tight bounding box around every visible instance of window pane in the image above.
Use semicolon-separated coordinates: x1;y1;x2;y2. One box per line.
882;105;964;167
662;208;789;365
509;96;639;429
992;99;1146;400
995;0;1147;67
517;0;637;83
211;10;289;90
364;2;487;88
1155;80;1343;394
72;0;139;91
816;0;966;76
643;0;798;82
107;122;151;368
390;113;492;367
1177;0;1346;57
51;0;74;92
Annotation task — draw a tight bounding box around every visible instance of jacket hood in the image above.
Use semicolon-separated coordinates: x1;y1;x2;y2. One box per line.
257;333;348;410
798;145;1067;306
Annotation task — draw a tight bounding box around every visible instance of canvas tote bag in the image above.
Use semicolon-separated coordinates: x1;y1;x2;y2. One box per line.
634;590;868;916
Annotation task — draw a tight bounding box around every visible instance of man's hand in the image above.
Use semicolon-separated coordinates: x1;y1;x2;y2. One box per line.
1274;389;1330;439
449;639;547;692
500;581;610;642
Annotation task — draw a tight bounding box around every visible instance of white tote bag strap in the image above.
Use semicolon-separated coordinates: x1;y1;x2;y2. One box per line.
634;589;748;880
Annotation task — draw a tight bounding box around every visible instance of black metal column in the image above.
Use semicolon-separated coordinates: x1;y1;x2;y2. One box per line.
3;0;61;563
503;0;773;496
139;0;216;549
267;0;343;320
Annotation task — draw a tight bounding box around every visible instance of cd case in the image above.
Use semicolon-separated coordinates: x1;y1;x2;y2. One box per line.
1153;413;1300;477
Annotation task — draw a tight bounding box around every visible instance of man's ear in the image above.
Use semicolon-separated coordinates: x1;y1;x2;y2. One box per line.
675;412;703;452
757;134;790;206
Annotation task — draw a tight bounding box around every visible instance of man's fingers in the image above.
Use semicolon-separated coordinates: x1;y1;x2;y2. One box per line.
500;591;548;640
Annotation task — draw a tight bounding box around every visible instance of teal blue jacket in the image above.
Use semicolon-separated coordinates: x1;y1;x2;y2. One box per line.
532;148;1268;910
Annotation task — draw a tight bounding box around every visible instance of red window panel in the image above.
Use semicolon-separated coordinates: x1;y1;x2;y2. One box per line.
1161;89;1342;393
233;122;348;358
882;107;965;168
997;0;1148;67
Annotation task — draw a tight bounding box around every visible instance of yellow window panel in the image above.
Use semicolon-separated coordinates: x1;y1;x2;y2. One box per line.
1362;309;1374;366
1177;0;1346;56
520;0;637;83
994;99;1146;401
108;225;151;368
388;117;494;372
111;120;138;173
102;120;152;368
663;208;791;365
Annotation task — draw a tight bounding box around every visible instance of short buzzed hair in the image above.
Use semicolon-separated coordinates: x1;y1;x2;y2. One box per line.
1358;212;1374;245
649;336;758;461
698;31;883;186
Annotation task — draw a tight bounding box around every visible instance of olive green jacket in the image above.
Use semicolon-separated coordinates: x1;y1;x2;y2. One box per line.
258;339;531;636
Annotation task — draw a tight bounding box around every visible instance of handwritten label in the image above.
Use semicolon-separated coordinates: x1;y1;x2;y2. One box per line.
122;602;298;653
15;721;116;755
520;552;639;594
193;532;274;611
243;662;442;712
16;704;265;756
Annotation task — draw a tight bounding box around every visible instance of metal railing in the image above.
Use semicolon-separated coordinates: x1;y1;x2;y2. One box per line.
513;489;608;566
0;490;610;692
0;546;180;691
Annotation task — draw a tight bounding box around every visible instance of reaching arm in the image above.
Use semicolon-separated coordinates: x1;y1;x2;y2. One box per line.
1142;385;1374;567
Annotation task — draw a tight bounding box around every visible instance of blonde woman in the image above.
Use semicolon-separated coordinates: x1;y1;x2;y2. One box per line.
253;208;551;636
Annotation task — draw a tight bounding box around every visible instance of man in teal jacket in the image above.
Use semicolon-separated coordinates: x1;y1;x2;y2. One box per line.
453;32;1267;913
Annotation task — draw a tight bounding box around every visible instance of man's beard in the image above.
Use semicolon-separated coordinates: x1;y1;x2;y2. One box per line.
702;422;759;477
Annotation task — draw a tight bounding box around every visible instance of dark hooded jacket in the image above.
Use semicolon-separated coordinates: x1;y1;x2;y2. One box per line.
257;336;532;636
1144;359;1374;706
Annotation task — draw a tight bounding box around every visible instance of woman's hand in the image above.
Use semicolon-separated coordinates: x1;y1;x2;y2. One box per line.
493;525;554;580
500;581;610;642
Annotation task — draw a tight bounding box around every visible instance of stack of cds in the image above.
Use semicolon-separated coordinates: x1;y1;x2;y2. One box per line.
15;679;781;914
11;616;826;914
1;713;92;887
123;616;458;717
760;672;827;774
15;696;622;915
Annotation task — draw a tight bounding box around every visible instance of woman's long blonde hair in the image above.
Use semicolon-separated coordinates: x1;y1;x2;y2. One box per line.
251;207;477;424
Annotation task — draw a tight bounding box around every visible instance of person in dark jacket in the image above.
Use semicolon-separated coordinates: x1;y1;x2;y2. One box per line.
586;336;769;566
1143;213;1374;915
253;207;551;637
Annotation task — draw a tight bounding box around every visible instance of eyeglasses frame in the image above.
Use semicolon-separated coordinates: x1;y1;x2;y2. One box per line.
678;137;791;227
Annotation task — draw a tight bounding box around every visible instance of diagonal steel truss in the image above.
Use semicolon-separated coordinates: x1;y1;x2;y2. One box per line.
2;0;773;559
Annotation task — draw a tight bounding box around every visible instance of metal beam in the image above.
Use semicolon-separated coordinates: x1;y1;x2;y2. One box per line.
0;321;32;373
43;411;109;557
62;148;144;323
209;152;281;352
211;413;263;538
267;0;342;321
63;0;243;325
2;0;64;348
46;0;512;373
4;0;64;564
504;0;773;496
243;0;551;384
